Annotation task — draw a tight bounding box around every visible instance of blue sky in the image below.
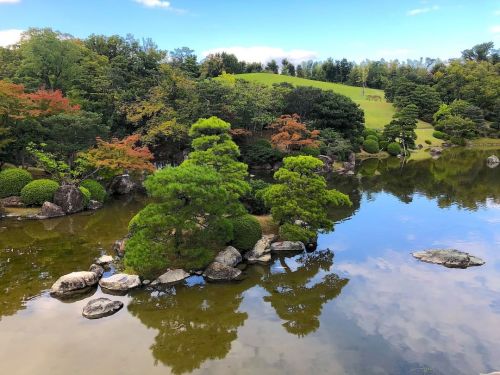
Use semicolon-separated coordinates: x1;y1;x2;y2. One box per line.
0;0;499;63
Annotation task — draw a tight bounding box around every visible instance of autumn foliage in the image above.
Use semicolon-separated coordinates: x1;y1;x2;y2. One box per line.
24;89;80;116
268;114;320;152
80;134;155;178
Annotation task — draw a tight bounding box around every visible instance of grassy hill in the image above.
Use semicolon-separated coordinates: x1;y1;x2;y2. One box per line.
235;73;395;129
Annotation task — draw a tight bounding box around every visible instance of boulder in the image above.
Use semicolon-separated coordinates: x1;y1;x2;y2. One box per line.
412;249;485;269
203;262;242;281
347;152;356;163
270;241;305;252
214;246;242;267
486;155;499;167
343;161;355;171
50;271;99;297
96;255;114;266
109;174;136;195
151;269;190;286
53;185;84;214
429;147;442;156
318;155;333;173
99;273;141;291
82;298;124;319
113;238;127;257
39;202;65;218
245;235;275;263
1;196;24;207
88;200;103;210
88;264;104;278
246;253;271;264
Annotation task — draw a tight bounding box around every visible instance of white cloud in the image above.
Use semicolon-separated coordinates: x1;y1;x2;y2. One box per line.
0;29;23;47
0;0;21;3
407;5;439;16
134;0;170;9
490;25;500;33
201;46;318;65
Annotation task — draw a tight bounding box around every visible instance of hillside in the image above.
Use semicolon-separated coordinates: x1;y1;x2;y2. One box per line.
235;73;395;129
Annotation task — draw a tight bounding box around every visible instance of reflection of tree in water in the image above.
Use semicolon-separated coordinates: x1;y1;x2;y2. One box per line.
127;282;249;374
355;149;500;210
261;250;349;337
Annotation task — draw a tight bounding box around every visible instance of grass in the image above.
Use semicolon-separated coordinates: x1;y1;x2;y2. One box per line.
410;128;445;160
235;73;395;129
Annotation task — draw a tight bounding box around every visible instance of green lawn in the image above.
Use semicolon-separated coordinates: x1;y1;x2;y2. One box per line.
235;73;395;129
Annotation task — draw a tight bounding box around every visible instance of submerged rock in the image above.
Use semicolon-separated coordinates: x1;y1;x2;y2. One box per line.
50;271;99;297
38;201;65;218
96;255;114;266
270;241;305;252
203;261;242;281
486;155;499;168
88;264;104;278
54;185;84;214
99;273;141;291
412;249;485;269
214;246;242;267
151;269;190;286
82;298;124;319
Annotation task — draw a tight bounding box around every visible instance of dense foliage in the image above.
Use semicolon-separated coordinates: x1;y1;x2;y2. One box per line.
79;179;106;203
229;215;262;251
20;179;59;205
0;168;32;198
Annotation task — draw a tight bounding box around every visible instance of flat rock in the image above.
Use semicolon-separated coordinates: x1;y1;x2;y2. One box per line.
270;241;305;252
99;273;141;291
1;196;24;207
246;253;271;264
203;261;242;281
82;298;124;319
96;255;114;265
151;269;190;286
88;264;104;278
50;271;99;297
412;249;485;269
39;201;65;218
214;246;242;267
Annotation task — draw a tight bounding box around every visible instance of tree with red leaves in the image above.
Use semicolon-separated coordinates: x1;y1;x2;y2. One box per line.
24;89;80;117
268;114;320;152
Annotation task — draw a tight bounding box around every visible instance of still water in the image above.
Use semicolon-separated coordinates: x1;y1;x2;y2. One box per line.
0;149;499;375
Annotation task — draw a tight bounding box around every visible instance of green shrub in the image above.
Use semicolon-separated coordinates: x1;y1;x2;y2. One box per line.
241;179;270;215
299;146;321;157
279;223;312;243
241;139;283;166
362;139;379;154
230;214;262;251
425;139;432;145
79;186;91;208
379;140;388;150
450;136;467;146
20;179;60;206
387;142;401;156
433;130;447;140
365;134;379;142
0;168;33;198
362;129;378;138
80;179;106;203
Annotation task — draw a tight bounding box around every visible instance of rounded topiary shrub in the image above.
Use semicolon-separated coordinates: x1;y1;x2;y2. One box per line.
0;168;33;198
80;179;106;203
20;179;60;206
433;130;447;140
362;129;378;138
79;186;91;208
365;134;379;142
362;139;380;154
387;142;402;156
230;214;262;251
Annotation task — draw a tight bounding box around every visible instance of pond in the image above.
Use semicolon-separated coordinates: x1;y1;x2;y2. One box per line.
0;148;499;375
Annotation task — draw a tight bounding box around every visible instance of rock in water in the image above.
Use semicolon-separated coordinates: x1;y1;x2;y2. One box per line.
96;255;114;266
412;249;485;269
50;271;99;297
245;234;275;263
214;246;242;267
54;185;84;214
270;241;305;252
113;238;127;257
109;174;136;195
486;155;499;168
88;200;103;210
99;273;141;291
39;201;65;218
203;262;242;281
88;264;104;278
82;298;124;319
1;196;24;207
151;269;190;286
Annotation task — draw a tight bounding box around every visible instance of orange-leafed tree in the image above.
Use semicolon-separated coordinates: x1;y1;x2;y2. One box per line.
268;114;320;152
78;134;155;180
0;81;29;153
24;89;80;117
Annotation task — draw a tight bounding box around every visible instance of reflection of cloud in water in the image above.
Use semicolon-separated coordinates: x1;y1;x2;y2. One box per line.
336;249;500;375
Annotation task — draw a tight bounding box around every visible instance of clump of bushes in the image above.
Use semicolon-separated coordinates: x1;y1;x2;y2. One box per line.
433;130;447;140
229;214;262;251
241;139;283;166
0;168;33;198
365;134;379;143
362;129;379;138
386;142;401;156
362;139;380;154
241;178;270;215
80;179;106;203
79;186;91;208
21;179;60;205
